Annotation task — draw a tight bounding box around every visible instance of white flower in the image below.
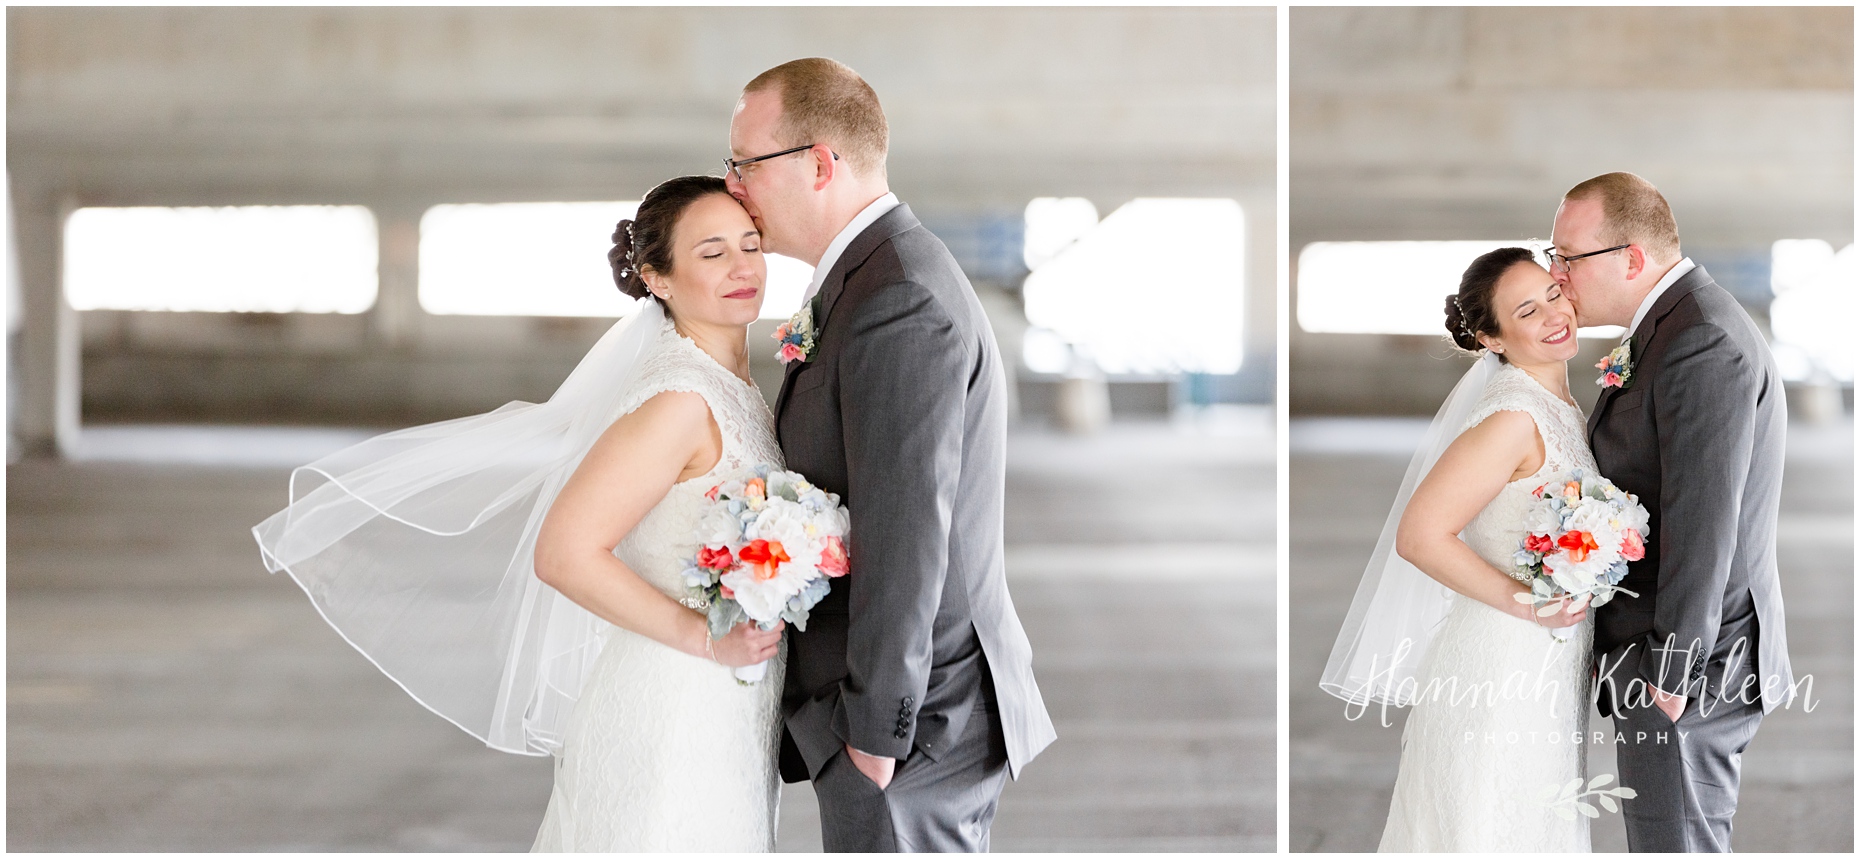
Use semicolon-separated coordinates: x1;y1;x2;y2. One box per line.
1615;496;1650;536
1523;502;1564;535
1566;504;1622;559
765;470;801;502
698;504;746;546
750;501;825;570
812;503;850;538
1542;502;1622;596
719;565;811;623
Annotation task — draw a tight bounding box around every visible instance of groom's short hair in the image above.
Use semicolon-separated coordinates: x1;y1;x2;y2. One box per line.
1563;172;1682;263
744;58;889;177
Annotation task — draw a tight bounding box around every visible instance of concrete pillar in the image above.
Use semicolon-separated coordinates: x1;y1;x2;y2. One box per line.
9;185;80;458
369;207;424;349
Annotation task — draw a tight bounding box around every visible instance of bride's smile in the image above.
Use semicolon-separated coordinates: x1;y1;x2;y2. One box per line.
1473;261;1580;405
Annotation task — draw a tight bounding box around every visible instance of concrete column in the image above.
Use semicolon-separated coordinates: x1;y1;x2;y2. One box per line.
369;207;424;349
1241;188;1277;400
9;185;80;458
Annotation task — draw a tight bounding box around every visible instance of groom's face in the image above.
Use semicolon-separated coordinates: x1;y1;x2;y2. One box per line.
727;90;812;259
1550;197;1627;328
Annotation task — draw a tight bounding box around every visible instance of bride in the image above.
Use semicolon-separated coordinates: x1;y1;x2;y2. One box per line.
1321;247;1598;852
254;176;791;851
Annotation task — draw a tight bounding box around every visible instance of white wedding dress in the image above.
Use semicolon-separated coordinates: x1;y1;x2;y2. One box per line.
1378;363;1596;852
531;318;786;852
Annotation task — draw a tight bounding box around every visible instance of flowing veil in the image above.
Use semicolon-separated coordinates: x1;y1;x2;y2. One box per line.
253;300;665;756
1320;351;1501;707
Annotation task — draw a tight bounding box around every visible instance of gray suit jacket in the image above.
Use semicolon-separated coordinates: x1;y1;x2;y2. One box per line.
1588;265;1794;714
774;203;1056;783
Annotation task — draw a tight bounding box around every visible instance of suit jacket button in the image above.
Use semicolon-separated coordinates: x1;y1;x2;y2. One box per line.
894;728;908;739
903;696;914;707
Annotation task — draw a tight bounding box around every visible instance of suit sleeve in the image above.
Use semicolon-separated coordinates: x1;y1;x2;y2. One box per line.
832;279;966;759
1638;322;1760;697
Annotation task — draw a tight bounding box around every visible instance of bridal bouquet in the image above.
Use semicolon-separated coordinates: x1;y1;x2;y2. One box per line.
1511;468;1648;638
680;464;850;683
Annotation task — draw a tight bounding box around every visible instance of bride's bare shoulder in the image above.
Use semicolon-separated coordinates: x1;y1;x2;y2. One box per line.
1451;408;1545;479
603;389;714;447
1460;407;1537;445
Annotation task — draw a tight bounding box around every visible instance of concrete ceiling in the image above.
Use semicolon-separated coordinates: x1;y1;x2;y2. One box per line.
8;7;1276;208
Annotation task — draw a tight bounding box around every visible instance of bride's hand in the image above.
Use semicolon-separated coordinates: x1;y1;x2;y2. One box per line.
1530;593;1590;629
709;620;784;667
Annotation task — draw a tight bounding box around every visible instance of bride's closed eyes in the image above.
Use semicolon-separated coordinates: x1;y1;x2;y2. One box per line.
694;233;762;260
1517;287;1565;319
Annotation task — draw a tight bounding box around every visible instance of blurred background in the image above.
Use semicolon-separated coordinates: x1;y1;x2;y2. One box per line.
1287;7;1853;852
7;7;1274;851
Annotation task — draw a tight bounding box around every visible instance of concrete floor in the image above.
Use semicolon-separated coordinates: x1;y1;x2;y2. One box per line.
1288;416;1854;852
7;412;1273;851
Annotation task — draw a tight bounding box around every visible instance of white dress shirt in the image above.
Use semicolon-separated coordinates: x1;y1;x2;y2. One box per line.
1622;257;1696;343
802;192;901;305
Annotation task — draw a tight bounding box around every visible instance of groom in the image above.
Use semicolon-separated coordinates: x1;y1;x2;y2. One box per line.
1551;172;1793;852
726;58;1057;852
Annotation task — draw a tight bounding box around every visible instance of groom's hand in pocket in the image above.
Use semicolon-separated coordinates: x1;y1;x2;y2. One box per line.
846;744;896;789
1653;687;1686;724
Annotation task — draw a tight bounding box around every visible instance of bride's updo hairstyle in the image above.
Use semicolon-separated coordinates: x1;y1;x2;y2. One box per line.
1444;246;1538;363
608;175;733;305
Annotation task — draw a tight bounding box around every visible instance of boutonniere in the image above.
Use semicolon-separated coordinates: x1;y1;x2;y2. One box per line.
1595;339;1634;389
773;298;819;365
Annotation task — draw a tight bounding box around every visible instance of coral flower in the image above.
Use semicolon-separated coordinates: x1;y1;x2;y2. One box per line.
1525;533;1557;554
779;343;806;364
737;539;790;580
1558;530;1599;563
818;536;850;578
696;545;735;571
1619;529;1645;562
745;478;766;500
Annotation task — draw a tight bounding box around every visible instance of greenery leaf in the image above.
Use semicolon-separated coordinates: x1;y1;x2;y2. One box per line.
1613;787;1638;799
1561;777;1584;798
1588;773;1614;789
1576;801;1600;819
1599;795;1618;813
1553;806;1577;822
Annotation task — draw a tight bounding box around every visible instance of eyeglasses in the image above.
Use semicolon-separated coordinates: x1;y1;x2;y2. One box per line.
1543;244;1629;274
722;144;837;182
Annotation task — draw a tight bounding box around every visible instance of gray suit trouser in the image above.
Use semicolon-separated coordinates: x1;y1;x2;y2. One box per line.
1608;615;1766;853
813;699;1009;853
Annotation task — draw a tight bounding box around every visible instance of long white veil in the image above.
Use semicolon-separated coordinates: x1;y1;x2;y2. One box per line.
1319;351;1501;707
253;300;664;756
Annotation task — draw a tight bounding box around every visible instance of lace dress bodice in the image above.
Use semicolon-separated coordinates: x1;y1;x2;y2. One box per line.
1459;364;1600;581
612;320;786;600
531;319;787;853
